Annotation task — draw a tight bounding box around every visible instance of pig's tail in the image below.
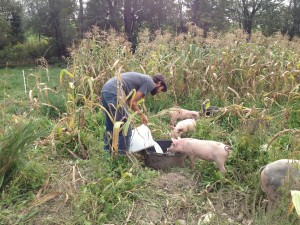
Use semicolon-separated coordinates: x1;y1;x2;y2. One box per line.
224;145;231;153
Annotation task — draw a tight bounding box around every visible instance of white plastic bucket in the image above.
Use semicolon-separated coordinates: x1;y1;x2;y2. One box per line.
128;125;155;153
153;141;163;154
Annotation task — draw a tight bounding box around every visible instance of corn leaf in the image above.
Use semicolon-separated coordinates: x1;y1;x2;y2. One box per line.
203;99;211;110
112;122;124;159
87;78;94;100
126;89;136;108
60;69;74;85
111;59;120;70
126;89;136;101
99;105;115;124
291;190;300;216
122;111;138;136
0;175;3;188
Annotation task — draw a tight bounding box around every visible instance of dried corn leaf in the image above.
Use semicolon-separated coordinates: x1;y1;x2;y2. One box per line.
31;192;62;207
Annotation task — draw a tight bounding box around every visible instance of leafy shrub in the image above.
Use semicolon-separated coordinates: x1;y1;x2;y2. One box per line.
0;40;60;67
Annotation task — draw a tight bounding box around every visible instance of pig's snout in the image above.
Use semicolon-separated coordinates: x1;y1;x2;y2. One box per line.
167;147;172;153
166;147;176;154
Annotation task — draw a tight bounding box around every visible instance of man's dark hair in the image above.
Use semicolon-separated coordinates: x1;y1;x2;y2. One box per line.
153;74;167;92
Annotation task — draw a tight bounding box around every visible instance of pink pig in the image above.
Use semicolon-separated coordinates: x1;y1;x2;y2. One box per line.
171;119;197;138
169;108;200;125
260;159;300;203
167;138;231;172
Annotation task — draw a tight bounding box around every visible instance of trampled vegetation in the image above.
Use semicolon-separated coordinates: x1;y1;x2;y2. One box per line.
0;26;300;224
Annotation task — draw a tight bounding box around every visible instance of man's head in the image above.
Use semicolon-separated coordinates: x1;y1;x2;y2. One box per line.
151;74;167;95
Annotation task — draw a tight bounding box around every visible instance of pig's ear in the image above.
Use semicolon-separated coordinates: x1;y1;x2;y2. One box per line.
171;138;178;144
169;125;175;130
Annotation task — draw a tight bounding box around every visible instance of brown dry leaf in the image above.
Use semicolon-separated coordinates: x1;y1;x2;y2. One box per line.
36;177;51;199
31;192;62;207
72;165;77;192
64;193;69;204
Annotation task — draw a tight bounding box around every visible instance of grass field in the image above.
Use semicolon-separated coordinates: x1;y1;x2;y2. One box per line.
0;27;300;224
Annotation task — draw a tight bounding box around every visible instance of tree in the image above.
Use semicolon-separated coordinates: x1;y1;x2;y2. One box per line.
135;0;178;31
227;0;284;41
0;0;24;48
9;1;24;44
24;0;76;56
186;0;212;36
23;0;48;41
0;16;11;50
255;1;285;36
85;0;122;31
185;0;231;36
240;0;264;40
123;0;180;46
284;0;300;39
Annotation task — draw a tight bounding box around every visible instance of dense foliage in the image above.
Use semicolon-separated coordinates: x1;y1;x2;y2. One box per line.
0;28;299;224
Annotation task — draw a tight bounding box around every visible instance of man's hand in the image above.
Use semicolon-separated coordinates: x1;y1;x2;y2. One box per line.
140;113;148;125
128;90;148;125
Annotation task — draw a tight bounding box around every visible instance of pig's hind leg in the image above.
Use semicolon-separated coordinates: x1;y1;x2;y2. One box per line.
214;158;226;172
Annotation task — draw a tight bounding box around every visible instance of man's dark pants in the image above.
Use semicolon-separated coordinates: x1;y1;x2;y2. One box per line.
101;92;132;154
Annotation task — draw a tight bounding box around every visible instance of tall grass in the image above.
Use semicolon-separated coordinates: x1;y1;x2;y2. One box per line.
0;120;46;190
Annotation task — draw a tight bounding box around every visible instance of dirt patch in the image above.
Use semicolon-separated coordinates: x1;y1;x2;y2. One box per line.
129;171;200;224
151;172;196;193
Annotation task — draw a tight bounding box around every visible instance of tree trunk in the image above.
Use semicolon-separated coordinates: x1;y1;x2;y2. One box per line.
77;0;83;38
242;5;252;41
178;0;184;32
203;22;209;38
157;0;164;29
48;0;65;56
241;0;262;42
192;0;200;27
107;0;117;30
243;16;252;41
78;0;84;38
124;0;134;38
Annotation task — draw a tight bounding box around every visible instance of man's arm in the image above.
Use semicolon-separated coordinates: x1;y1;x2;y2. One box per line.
129;91;148;125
